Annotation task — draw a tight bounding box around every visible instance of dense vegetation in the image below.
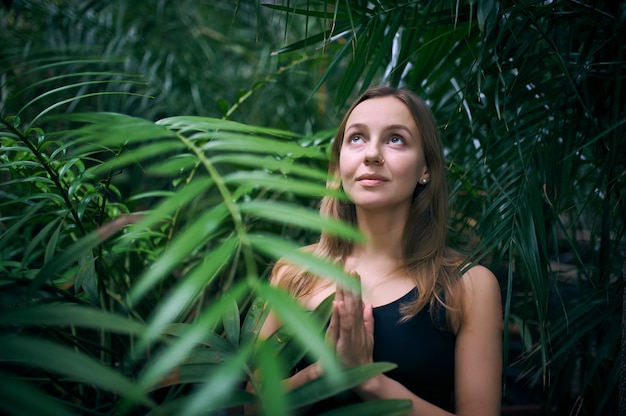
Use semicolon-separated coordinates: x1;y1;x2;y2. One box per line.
1;1;624;415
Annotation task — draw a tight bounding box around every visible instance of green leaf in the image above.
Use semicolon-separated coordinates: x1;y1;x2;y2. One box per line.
136;284;249;393
0;201;47;249
163;323;234;352
255;284;342;383
201;131;324;159
157;116;298;140
288;362;397;408
66;112;175;147
240;296;270;346
124;176;213;233
32;229;108;289
477;0;495;32
248;233;359;292
225;171;339;199
128;202;229;305
181;343;253;416
0;370;76;416
253;339;290;416
87;140;186;176
223;294;241;347
263;293;335;371
0;335;154;408
75;250;98;304
0;304;146;335
21;216;63;268
211;153;329;181
138;236;238;348
240;201;363;242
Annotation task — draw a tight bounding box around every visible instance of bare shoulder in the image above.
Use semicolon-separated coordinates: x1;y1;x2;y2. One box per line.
460;265;503;331
460;264;501;297
458;265;502;327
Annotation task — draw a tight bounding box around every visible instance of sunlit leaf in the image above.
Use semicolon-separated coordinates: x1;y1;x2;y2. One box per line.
240;201;363;242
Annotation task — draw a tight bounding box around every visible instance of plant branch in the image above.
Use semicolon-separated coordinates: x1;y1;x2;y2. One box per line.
1;116;86;236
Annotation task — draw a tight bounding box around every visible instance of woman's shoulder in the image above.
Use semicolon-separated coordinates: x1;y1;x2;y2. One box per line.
457;264;502;328
459;264;500;292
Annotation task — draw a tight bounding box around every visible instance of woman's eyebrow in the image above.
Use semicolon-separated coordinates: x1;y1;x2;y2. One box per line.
385;124;413;135
345;123;368;132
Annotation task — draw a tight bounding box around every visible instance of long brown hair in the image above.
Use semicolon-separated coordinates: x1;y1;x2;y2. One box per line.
273;85;465;326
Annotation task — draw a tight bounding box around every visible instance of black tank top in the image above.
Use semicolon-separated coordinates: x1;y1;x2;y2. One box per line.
299;288;456;414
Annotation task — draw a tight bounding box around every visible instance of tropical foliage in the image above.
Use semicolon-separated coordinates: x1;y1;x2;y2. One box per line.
1;0;624;415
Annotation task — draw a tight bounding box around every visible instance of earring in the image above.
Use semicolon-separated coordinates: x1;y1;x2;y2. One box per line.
420;177;428;184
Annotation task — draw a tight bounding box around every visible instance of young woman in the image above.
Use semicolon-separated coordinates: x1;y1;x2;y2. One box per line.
257;86;503;415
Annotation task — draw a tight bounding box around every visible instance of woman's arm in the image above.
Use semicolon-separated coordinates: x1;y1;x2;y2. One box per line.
453;265;503;415
341;266;502;416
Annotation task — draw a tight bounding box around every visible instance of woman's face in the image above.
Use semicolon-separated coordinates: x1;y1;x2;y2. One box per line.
339;96;429;212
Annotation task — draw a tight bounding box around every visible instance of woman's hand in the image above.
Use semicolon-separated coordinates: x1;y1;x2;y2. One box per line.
326;283;375;368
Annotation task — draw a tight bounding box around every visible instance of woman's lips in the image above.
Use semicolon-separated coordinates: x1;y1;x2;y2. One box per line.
356;173;388;186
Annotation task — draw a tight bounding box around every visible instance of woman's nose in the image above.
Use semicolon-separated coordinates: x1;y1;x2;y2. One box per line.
364;145;384;166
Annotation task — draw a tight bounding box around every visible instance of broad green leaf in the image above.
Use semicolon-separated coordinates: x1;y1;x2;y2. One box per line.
253;339;290;416
262;293;335;372
200;131;324;159
0;304;146;335
248;233;359;292
181;343;253;416
240;201;363;241
138;236;238;347
66;112;175;146
225;171;339;199
240;296;270;346
211;153;329;181
123;176;213;234
75;250;98;304
0;335;154;407
163;323;233;352
223;294;241;347
157;115;298;139
32;213;143;288
182;348;233;365
288;362;397;408
255;284;342;384
145;154;198;176
0;175;55;187
87;140;186;175
128;202;229;305
137;283;248;390
0;370;76;416
32;229;107;289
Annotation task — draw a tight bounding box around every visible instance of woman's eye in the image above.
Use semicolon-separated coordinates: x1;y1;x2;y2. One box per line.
350;135;363;143
390;136;404;144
